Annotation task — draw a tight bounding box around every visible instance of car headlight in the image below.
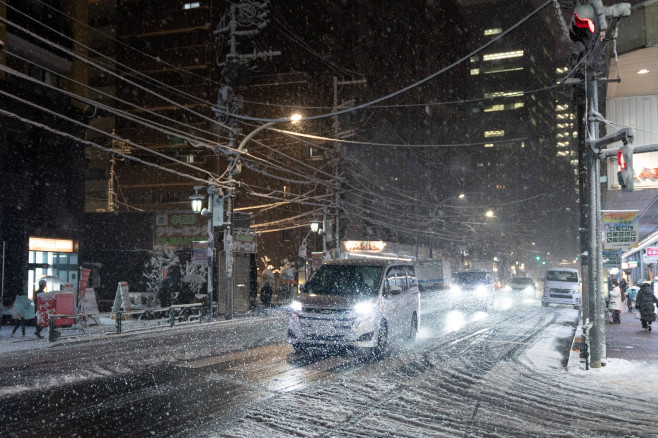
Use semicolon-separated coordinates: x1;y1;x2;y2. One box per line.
290;300;303;312
523;286;533;293
450;285;461;295
354;301;375;315
502;286;511;292
475;285;488;298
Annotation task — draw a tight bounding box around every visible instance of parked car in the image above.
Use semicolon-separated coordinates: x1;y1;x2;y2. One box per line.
287;259;420;357
448;270;495;312
541;268;581;309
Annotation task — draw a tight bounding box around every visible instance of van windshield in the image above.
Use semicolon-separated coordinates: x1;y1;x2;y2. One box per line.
455;271;489;285
546;271;579;282
305;265;383;297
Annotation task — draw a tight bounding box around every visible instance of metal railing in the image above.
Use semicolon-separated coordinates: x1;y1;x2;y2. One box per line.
47;303;204;342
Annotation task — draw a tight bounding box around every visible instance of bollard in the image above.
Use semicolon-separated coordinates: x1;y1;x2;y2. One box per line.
169;307;175;327
116;311;122;334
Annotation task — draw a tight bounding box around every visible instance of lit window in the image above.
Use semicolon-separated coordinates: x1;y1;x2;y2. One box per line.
470;68;480;75
483;91;523;98
484;143;494;148
483;50;524;61
484;130;504;138
484;28;503;36
184;2;200;9
556;104;568;111
484;104;504;112
513;102;524;109
485;66;524;74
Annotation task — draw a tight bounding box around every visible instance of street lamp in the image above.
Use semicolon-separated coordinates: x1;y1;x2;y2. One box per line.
190;186;204;213
485;210;495;218
223;113;303;319
189;186;214;321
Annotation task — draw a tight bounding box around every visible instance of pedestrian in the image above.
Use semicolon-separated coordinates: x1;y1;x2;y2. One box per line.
635;281;658;332
11;293;36;337
33;279;47;339
259;282;273;312
608;279;622;324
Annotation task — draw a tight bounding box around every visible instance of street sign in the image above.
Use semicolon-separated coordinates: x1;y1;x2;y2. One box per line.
603;249;622;268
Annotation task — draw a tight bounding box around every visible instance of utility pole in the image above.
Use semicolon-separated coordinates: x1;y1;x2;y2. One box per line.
332;76;366;259
214;1;279;319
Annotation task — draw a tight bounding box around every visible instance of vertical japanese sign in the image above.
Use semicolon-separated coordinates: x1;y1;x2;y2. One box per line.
602;210;639;251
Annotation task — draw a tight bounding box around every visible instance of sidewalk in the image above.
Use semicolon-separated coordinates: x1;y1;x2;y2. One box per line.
606;309;658;362
569;308;658;371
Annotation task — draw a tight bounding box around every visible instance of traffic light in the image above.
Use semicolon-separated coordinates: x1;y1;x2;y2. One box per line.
616;138;634;192
535;255;541;261
569;4;599;49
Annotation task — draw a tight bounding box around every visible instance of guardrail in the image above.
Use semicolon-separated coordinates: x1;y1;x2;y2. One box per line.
47;303;204;342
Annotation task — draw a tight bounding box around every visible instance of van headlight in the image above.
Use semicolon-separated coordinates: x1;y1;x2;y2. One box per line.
450;285;461;295
354;301;375;315
523;286;534;294
290;300;303;312
475;285;488;298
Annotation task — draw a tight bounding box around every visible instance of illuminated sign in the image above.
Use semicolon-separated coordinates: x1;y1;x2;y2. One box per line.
29;237;76;253
628;261;638;268
647;247;658;260
343;241;386;252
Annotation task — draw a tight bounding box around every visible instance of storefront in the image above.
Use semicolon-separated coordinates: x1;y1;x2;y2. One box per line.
27;237;79;299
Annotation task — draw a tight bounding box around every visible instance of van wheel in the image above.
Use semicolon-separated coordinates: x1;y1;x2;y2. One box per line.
409;313;418;340
370;322;388;358
573;305;580;310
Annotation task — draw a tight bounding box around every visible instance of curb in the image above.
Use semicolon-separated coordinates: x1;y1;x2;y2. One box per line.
566;319;584;372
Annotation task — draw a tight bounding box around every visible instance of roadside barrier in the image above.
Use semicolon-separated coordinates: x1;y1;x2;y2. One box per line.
47;303;204;342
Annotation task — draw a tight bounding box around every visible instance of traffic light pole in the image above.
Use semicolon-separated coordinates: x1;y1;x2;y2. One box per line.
585;70;605;368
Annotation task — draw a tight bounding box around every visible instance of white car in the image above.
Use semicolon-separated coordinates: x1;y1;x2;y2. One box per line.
449;270;496;312
287;260;420;357
504;277;537;296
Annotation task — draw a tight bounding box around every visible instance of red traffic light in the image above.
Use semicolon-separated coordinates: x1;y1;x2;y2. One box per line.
574;12;596;33
616;149;626;170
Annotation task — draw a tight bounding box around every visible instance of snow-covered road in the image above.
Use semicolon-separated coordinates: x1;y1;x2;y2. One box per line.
1;294;657;437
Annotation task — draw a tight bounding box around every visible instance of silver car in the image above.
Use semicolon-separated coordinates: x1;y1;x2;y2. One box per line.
287;260;420;357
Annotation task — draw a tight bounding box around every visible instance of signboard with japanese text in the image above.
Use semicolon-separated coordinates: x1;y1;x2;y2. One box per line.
602;210;639;251
603;249;622;268
192;242;209;265
233;233;257;253
154;212;207;249
212;195;225;227
646;247;658;260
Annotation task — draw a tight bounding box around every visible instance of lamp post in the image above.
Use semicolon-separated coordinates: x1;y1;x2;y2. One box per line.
224;113;302;319
190;185;214;320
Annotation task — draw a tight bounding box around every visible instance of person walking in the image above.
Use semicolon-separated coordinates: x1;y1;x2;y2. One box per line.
636;281;658;331
608;279;622;324
10;294;36;337
33;279;47;339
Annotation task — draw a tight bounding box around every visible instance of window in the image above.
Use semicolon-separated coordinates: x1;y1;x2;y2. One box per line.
484;130;504;138
483;50;524;61
484;28;502;36
183;2;200;9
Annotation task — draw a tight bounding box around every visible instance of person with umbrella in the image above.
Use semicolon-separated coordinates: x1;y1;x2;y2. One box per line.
636;281;658;331
10;293;36;337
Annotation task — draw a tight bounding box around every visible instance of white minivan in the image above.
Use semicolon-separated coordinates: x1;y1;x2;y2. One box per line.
288;259;420;357
541;268;582;309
